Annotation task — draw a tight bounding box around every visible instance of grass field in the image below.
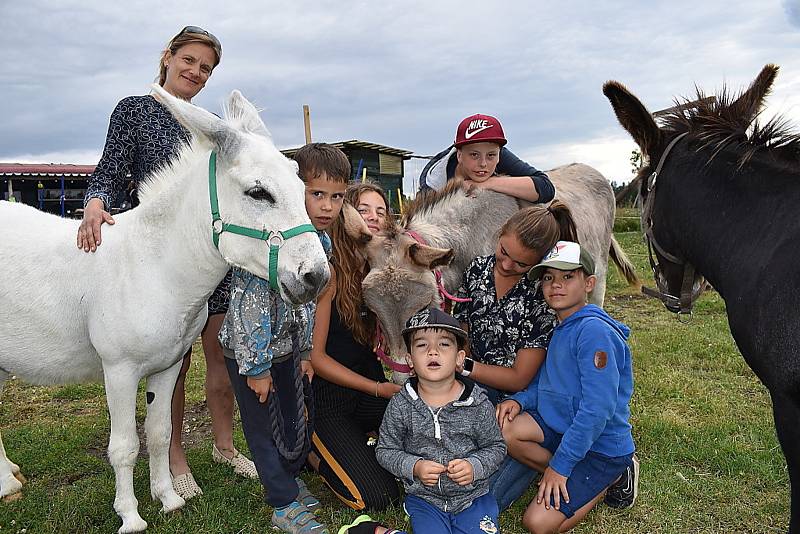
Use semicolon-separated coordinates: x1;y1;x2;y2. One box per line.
0;226;789;533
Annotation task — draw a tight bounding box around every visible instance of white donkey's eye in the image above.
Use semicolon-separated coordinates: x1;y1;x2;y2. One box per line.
245;186;275;204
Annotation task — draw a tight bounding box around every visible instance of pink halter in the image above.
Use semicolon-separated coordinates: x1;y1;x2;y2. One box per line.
371;229;471;373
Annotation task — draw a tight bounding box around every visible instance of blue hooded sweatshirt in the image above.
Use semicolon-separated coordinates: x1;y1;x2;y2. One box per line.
511;304;635;478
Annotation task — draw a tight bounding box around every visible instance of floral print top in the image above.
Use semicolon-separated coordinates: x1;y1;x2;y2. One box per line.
453;255;556;368
218;232;331;377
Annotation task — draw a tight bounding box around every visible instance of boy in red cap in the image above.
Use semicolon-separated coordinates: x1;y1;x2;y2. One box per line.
418;113;555;204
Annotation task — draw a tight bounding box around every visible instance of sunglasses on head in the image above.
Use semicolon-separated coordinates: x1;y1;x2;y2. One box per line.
175;25;221;55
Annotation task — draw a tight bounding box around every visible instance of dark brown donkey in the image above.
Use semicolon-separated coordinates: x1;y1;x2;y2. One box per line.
605;64;799;533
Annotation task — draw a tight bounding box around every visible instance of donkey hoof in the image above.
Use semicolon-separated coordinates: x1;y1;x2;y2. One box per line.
118;515;147;533
2;491;22;503
0;474;23;500
13;472;26;485
160;492;185;513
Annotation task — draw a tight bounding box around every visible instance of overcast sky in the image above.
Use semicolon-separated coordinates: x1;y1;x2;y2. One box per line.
3;0;800;193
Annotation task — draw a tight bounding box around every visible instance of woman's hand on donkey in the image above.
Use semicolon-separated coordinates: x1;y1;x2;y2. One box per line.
247;374;273;403
77;198;115;253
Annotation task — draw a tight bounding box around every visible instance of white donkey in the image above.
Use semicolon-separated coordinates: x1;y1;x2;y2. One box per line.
0;85;329;533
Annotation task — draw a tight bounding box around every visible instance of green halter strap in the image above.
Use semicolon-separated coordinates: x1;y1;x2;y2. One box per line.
208;151;316;291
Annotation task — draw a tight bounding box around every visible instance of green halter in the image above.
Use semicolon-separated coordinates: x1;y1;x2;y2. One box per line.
208;151;317;291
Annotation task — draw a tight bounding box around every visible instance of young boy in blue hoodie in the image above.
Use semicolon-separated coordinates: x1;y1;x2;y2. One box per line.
496;241;638;534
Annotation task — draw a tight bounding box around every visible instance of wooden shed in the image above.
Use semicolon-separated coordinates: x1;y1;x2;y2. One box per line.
281;140;412;211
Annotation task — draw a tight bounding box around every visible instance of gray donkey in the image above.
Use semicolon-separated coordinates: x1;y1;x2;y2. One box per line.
342;163;638;383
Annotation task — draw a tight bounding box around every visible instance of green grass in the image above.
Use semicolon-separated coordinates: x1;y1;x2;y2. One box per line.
0;228;789;533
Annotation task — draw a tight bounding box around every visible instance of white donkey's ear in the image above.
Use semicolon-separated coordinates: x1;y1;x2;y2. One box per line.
151;84;241;158
224;90;272;139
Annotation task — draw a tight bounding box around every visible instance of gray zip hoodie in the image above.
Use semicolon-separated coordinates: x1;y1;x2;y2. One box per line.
376;377;506;514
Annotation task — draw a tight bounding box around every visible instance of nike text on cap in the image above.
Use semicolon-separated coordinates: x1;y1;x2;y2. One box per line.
454;114;508;148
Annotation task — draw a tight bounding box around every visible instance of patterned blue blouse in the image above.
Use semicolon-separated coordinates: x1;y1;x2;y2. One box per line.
85;95;189;210
218;232;332;378
453;255;556;368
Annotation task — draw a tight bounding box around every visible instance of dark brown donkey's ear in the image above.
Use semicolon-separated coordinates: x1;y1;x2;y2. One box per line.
603;80;663;158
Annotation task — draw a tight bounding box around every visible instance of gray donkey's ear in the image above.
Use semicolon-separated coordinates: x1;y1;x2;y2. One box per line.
151;83;242;158
224;90;272;139
408;243;454;270
341;203;373;245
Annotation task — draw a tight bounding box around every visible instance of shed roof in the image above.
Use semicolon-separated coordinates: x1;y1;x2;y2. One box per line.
0;163;96;177
281;140;413;159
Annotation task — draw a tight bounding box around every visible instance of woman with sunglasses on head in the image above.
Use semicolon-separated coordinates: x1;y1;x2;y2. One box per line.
77;26;256;500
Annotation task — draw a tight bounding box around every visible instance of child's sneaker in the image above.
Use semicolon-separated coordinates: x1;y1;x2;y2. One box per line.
295;477;321;511
337;514;406;534
604;454;639;509
271;501;328;533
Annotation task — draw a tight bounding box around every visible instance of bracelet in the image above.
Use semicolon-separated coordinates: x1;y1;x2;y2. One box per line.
375;381;380;397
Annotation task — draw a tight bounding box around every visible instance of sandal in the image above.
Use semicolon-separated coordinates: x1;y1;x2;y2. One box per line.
212;444;258;479
295;477;320;511
272;501;328;533
171;471;203;500
337;514;406;534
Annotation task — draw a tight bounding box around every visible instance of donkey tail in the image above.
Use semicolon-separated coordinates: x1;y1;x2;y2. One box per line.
610;235;640;287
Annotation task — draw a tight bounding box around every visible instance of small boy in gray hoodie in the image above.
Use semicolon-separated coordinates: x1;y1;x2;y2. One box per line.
376;308;506;534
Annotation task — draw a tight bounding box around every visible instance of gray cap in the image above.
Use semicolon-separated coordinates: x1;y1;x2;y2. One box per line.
402;307;468;343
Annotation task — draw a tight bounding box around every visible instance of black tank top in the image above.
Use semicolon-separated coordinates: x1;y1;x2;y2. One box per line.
325;302;383;377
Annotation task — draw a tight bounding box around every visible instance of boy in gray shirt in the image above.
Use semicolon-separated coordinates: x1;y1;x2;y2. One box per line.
376;308;506;533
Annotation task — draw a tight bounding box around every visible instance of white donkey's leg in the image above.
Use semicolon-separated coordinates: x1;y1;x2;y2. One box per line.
145;359;184;512
104;366;147;533
0;371;24;499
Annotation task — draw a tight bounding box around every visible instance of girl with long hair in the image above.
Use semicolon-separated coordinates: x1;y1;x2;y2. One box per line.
308;183;402;512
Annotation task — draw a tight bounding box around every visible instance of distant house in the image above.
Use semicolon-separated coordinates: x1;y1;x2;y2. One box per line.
0;163;97;217
281;139;412;211
1;139;413;216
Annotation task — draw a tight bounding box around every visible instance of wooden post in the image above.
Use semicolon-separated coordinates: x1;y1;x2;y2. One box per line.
303;105;312;144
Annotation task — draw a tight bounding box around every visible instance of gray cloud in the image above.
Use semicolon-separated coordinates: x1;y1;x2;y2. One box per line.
2;0;800;184
785;0;800;27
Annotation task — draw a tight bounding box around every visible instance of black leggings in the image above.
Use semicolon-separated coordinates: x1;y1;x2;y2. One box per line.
312;377;401;511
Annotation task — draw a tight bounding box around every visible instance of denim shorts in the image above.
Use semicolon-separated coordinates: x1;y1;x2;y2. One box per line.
530;410;633;518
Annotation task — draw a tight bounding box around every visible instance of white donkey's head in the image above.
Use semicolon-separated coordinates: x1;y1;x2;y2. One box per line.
152;85;329;305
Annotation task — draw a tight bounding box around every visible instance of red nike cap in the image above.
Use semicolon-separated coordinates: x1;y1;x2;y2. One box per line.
454;113;507;148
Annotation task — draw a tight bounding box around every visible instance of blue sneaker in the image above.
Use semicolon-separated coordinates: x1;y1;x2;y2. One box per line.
295;477;321;511
272;501;328;533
